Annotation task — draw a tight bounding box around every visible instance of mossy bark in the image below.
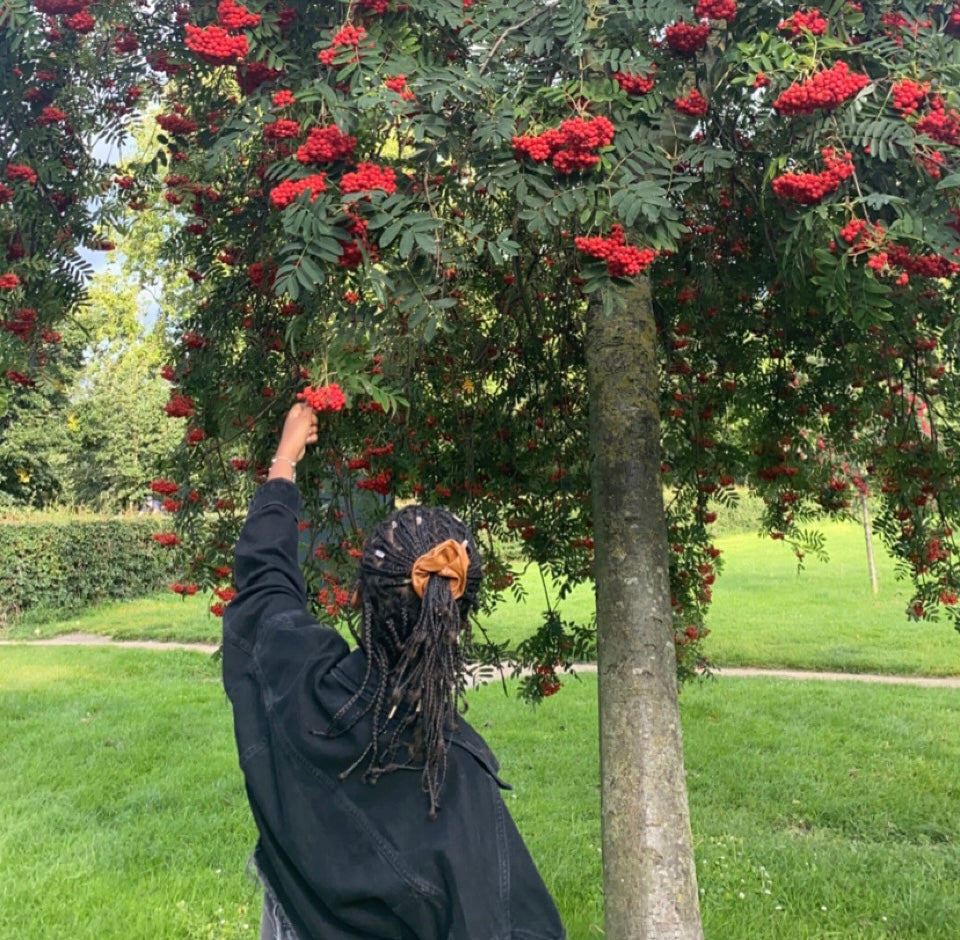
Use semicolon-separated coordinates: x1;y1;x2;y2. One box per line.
586;280;703;939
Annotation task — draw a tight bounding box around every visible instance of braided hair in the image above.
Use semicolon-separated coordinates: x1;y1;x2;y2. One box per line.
335;505;482;817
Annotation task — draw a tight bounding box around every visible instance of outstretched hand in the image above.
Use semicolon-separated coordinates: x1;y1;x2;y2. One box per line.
268;403;319;482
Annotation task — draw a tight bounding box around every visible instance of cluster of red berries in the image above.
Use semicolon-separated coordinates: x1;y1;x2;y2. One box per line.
296;125;357;164
263;119;300;140
694;0;736;21
1;307;37;341
217;0;260;29
6;163;38;184
664;21;710;56
4;370;34;386
156;112;198;136
356;469;392;495
574;224;658;277
837;217;884;252
613;69;655;95
214;585;238;603
891;78;929;115
866;249;894;277
164;392;196;418
340;162;397;194
272;89;296;108
777;8;828;37
63;10;95;31
184;24;249;65
880;10;930;42
113;25;139;53
0;184;12;203
36;106;68;126
298;382;346;412
771;149;854;204
0;272;22;290
360;0;391;11
237;62;283;96
316;585;350;619
338;214;377;268
169;582;199;595
674;88;709;116
246;260;276;288
512;116;615;174
269;173;328;209
535;665;561;697
886;245;960;279
152;532;181;547
385;75;416;101
150;479;179;496
180;329;208;349
773;61;869;115
915;104;960;148
318;24;368;66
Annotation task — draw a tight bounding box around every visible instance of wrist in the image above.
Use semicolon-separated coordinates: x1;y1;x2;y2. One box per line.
268;454;297;483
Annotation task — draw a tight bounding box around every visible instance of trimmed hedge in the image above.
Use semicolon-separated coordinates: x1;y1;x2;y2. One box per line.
0;518;176;623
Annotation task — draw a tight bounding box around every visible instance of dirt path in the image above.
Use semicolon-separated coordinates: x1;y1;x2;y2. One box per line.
0;632;220;655
3;632;960;688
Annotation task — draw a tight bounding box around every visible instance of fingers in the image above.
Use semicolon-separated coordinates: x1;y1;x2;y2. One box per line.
281;402;320;456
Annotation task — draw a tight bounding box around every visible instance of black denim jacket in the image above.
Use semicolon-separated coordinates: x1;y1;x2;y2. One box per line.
223;480;566;940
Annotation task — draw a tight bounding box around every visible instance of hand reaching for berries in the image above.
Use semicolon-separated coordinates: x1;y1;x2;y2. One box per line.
268;403;319;483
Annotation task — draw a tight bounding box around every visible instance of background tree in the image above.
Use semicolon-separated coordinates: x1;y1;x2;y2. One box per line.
0;378;73;507
0;302;79;507
68;270;180;512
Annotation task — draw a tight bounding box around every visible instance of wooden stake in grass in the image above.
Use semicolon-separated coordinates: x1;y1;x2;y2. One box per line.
860;491;879;595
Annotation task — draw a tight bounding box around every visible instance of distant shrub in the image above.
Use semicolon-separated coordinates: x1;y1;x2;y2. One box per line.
709;489;766;536
0;517;175;623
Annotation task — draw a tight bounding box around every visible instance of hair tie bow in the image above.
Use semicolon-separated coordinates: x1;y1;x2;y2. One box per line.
410;539;469;599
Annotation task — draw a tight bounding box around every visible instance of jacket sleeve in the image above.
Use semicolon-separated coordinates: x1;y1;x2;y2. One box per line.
222;478;349;690
224;478;311;647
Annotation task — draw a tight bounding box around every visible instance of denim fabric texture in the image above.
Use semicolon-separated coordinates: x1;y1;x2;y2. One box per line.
261;884;300;940
223;480;566;940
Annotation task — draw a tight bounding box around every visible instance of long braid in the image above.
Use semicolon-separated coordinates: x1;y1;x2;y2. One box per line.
336;505;481;817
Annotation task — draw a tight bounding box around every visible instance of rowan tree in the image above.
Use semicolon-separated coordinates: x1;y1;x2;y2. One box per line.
4;0;960;936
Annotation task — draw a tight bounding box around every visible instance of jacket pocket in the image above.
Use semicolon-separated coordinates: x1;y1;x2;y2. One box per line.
309;662;376;737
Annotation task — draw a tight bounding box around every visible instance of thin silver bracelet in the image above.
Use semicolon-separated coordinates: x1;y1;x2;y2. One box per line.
270;455;297;482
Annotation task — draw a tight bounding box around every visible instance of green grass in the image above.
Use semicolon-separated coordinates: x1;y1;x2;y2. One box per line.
0;646;260;939
2;567;598;650
7;592;223;643
705;520;960;676
3;646;959;938
7;516;960;678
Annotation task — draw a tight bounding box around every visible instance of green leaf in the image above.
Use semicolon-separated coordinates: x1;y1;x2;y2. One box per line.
378;219;405;248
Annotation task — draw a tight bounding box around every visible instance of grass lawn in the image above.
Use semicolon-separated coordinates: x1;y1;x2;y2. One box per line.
705;520;960;676
7;592;224;644
3;646;960;938
7;517;960;677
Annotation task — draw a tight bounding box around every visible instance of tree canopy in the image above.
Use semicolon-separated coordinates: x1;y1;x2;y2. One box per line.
4;0;960;668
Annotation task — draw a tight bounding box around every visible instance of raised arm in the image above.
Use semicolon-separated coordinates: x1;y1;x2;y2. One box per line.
224;404;321;649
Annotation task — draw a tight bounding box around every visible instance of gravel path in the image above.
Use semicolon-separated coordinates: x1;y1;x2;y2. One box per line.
0;632;220;654
3;632;960;688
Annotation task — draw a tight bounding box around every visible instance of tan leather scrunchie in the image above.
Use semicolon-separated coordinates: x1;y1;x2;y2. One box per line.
410;538;470;599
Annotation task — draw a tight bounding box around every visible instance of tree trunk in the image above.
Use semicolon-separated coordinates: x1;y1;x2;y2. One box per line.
585;280;703;940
